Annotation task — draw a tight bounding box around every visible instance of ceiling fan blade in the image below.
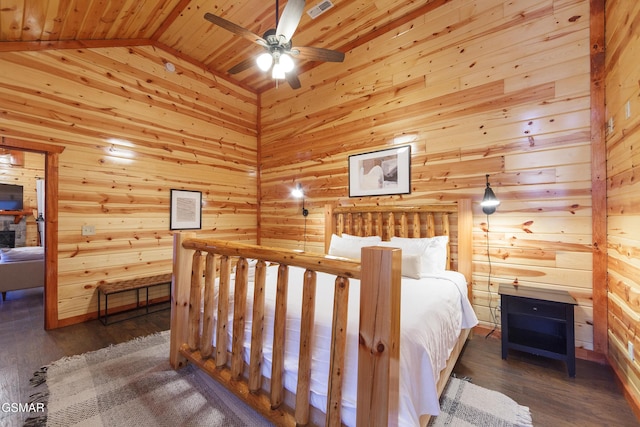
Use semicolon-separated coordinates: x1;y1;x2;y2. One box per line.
294;46;345;62
228;57;256;74
285;72;302;89
204;12;266;47
276;0;305;43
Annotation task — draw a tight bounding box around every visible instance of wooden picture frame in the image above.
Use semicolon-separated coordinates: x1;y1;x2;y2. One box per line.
348;145;411;197
170;189;202;230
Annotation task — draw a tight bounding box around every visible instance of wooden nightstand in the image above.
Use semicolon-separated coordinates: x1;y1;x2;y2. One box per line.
499;284;577;377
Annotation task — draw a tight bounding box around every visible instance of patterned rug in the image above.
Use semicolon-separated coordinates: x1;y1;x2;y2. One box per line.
429;376;533;426
25;330;272;427
26;330;532;427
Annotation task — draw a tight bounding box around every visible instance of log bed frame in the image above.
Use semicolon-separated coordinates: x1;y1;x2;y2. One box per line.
170;199;473;426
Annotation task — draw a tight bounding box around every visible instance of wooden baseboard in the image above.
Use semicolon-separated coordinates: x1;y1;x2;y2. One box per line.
576;346;607;364
607;353;640;421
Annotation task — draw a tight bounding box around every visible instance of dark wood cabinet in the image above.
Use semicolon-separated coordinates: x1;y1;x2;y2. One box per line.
499;284;577;377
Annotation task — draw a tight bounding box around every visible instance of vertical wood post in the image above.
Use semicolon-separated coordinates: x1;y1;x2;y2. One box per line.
295;269;317;425
271;264;290;409
188;251;204;351
231;258;249;379
590;0;607;355
249;260;267;392
216;256;231;367
201;253;217;358
457;199;473;296
170;231;196;369
326;276;350;425
44;151;59;329
324;204;335;253
356;246;402;427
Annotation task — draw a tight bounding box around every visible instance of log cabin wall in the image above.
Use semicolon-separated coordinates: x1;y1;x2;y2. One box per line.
604;0;640;410
0;151;44;246
0;46;258;323
259;0;596;351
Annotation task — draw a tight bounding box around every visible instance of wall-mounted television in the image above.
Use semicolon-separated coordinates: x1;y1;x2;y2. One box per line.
0;183;24;210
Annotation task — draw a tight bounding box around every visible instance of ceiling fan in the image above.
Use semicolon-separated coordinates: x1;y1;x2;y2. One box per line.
204;0;345;89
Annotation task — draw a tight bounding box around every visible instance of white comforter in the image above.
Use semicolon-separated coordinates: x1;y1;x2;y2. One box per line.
213;266;478;426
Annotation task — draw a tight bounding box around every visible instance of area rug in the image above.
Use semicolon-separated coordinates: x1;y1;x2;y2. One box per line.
26;330;532;427
428;376;533;426
26;330;272;427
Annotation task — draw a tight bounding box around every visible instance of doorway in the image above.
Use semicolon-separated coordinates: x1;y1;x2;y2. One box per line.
1;137;64;329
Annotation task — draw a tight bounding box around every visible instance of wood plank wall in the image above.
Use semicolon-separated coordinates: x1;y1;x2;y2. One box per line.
0;46;258;322
0;151;44;246
0;1;605;360
259;0;595;350
604;0;640;409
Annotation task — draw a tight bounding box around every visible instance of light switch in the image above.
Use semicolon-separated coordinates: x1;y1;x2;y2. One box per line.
626;100;631;119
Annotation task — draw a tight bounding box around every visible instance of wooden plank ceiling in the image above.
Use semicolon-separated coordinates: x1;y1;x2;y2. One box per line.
0;0;436;93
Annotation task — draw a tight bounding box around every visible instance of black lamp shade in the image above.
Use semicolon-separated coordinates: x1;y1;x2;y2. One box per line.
481;175;500;215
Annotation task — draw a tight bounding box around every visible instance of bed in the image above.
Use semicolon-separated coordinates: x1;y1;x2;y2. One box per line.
169;200;476;426
0;246;45;301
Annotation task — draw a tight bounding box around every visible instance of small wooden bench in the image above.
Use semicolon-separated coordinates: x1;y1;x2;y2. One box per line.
97;273;172;325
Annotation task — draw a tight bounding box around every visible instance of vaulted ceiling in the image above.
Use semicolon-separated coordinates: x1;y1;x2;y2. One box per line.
0;0;441;92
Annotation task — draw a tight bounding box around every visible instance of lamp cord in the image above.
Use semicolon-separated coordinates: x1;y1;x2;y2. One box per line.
303;215;307;251
302;198;308;251
485;213;498;339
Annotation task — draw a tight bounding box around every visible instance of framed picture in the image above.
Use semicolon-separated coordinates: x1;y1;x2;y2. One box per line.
348;145;411;197
170;189;202;230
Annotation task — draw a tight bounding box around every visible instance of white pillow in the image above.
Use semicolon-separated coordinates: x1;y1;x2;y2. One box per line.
390;236;448;275
401;252;423;279
328;234;382;260
377;242;422;279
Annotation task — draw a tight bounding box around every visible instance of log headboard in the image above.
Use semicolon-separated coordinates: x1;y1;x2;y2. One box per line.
324;199;473;284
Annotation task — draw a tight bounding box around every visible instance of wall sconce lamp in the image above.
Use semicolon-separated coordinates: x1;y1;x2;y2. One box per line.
291;183;308;217
292;183;308;251
481;174;500;215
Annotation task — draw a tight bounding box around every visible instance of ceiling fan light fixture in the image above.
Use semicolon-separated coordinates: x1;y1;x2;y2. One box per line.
257;52;274;71
280;53;295;73
205;0;344;89
272;62;286;80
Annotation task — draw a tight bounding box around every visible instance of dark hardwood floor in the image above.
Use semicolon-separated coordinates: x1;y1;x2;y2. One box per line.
452;330;639;426
1;288;638;426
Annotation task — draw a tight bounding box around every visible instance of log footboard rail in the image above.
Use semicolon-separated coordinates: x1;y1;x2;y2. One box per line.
170;236;402;426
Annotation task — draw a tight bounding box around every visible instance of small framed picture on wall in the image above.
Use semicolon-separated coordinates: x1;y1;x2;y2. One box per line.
170;189;202;230
348;145;411;197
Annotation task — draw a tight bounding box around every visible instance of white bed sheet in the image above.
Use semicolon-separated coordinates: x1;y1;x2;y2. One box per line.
212;265;478;426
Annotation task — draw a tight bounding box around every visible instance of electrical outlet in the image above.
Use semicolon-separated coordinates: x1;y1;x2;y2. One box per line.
81;225;95;236
628;341;635;361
